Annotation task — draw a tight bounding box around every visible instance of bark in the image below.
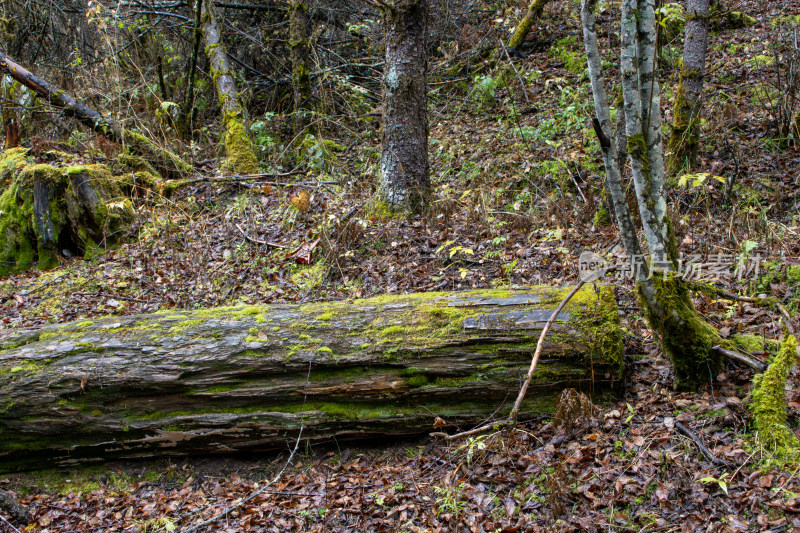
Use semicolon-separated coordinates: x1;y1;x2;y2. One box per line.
506;0;550;53
379;0;430;213
582;0;723;389
0;286;624;471
200;0;259;174
0;52;193;177
668;0;710;172
289;0;312;136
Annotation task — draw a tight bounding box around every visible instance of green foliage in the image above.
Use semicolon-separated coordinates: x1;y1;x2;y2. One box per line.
547;37;586;76
472;74;499;109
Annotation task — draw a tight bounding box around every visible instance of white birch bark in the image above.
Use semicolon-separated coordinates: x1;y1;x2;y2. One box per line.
636;0;670;263
580;0;645;281
620;0;669;268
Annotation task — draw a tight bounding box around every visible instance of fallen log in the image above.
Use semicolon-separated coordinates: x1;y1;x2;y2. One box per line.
0;286;624;472
0;52;193;177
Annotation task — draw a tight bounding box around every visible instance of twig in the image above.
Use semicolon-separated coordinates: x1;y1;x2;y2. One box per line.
711;345;766;371
234;224;287;248
0;514;23;533
434;280;588;441
498;38;529;103
674;421;731;467
508;280;586;423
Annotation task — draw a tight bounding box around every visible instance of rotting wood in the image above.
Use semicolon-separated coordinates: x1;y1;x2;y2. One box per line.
0;285;624;471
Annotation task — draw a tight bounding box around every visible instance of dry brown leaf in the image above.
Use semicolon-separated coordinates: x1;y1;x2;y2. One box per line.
291;190;310;212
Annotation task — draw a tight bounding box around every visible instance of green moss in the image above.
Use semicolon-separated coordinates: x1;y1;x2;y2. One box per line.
76;321;94;328
640;274;723;389
751;335;799;459
379;325;407;337
548;37;586;76
317;346;333;354
316;312;333;321
593;204;611;226
221;112;259;174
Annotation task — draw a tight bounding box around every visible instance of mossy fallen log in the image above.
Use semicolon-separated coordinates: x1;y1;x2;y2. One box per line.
0;286;624;472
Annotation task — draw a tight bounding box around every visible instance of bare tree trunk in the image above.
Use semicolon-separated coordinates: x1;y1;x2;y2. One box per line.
668;0;710;173
506;0;550;54
179;0;205;138
289;0;312;136
200;0;259;173
379;0;430;213
0;52;193;176
0;286;624;471
582;0;723;389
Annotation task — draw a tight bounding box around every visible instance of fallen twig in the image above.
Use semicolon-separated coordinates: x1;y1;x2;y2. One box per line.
711;345;766;371
674;421;731;467
435;279;588;441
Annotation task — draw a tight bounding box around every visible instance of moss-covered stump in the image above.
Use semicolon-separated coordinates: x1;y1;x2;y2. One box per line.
0;285;624;471
0;148;141;277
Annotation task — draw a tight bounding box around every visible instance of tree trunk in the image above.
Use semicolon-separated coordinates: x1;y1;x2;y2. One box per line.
178;0;205;138
379;0;430;213
0;52;193;177
200;0;259;174
582;0;722;389
668;0;710;173
0;286;624;472
506;0;550;53
289;0;312;136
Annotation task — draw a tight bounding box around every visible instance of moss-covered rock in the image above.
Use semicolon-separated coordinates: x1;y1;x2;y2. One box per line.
0;148;137;277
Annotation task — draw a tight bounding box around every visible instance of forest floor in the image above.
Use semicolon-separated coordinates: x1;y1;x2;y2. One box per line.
2;0;800;530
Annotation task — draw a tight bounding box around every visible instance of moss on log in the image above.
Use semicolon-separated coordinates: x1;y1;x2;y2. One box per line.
0;285;624;472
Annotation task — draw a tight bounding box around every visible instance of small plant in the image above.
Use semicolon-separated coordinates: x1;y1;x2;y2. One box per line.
472;74;499;108
434;481;467;517
698;472;730;495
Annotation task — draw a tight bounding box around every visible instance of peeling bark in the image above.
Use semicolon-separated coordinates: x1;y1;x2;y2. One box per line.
379;0;430;213
0;286;623;471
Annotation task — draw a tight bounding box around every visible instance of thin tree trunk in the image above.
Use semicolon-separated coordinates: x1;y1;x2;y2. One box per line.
179;0;205;138
0;286;624;471
200;0;259;173
668;0;710;172
582;0;723;389
289;0;312;136
506;0;550;53
0;52;193;176
379;0;430;213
